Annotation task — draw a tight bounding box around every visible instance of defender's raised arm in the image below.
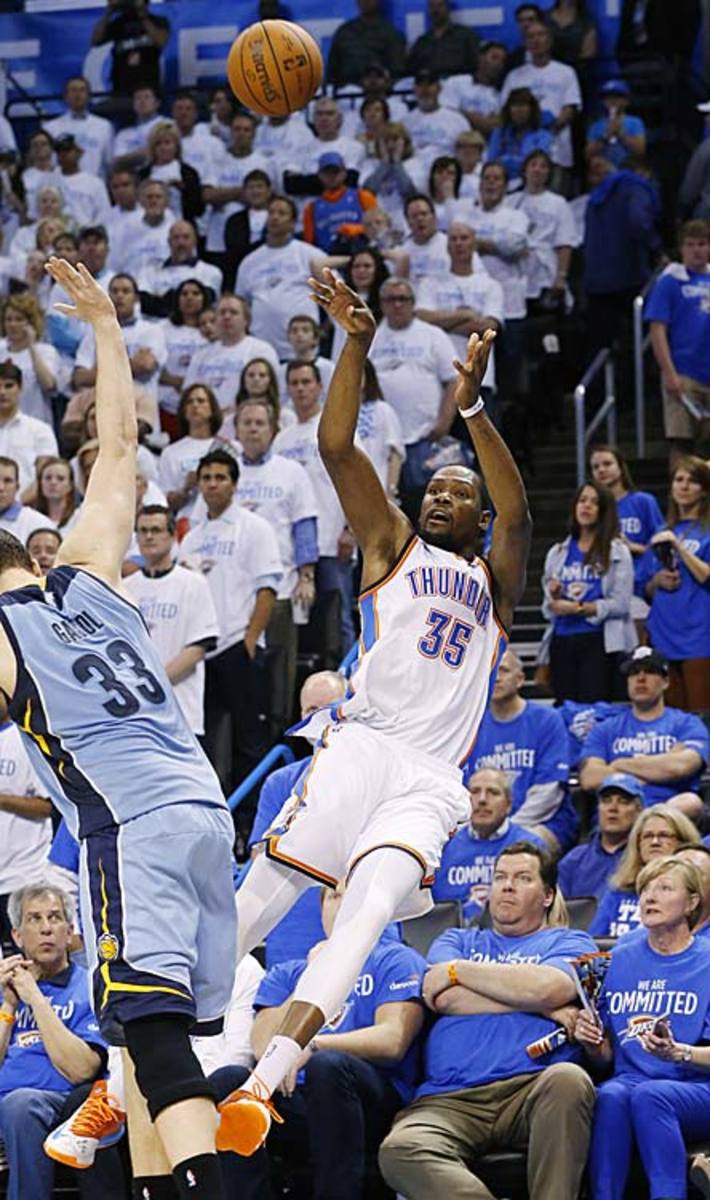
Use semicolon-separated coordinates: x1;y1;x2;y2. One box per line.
45;257;137;588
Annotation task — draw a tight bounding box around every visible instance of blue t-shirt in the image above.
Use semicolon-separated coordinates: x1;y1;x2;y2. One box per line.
552;540;604;636
466;701;570;811
589;888;641;938
0;962;106;1098
617;491;665;592
580;706;708;804
254;938;426;1102
418;924;596;1096
600;934;710;1081
558;835;626;902
588;114;646;168
432;820;546;920
559;700;621;768
638;521;710;660
49;817;80;874
644;268;710;384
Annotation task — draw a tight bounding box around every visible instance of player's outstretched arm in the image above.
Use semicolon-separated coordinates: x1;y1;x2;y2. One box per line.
454;331;531;632
309;269;411;587
45;257;137;588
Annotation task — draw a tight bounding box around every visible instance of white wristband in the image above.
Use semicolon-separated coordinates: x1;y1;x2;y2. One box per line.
458;397;485;419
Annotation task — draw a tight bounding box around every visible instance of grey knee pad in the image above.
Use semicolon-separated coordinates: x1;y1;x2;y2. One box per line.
123;1015;217;1121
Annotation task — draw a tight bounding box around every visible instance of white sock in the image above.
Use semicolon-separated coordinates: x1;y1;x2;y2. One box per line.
106;1046;126;1109
243;1035;303;1099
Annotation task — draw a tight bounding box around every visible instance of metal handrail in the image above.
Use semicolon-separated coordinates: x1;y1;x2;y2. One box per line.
574;349;617;486
632;270;662;460
226;743;295;812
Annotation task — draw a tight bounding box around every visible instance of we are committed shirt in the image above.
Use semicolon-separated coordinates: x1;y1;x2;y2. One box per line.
466;700;570;813
254;938;426;1101
600;935;710;1081
590;888;641;939
553;539;604;636
418;925;595;1096
369;318;457;445
641;520;710;660
432;819;546;919
237;452;317;601
644;265;710;385
581;707;708;804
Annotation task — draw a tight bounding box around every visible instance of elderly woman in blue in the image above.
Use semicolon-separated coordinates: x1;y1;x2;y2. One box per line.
577;856;710;1200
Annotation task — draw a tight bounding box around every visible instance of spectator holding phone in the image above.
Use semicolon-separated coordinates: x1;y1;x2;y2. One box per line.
639;456;710;712
91;0;170;99
576;856;710;1200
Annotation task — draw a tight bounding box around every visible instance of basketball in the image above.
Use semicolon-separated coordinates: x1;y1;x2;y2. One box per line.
227;20;323;118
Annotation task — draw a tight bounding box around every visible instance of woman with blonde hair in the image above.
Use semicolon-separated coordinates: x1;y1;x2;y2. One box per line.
576;854;710;1200
0;293;60;424
361;122;418;233
138;121;204;222
590;805;699;938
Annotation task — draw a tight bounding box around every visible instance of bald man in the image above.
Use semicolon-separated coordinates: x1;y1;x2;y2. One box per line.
137;219;223;316
464;648;577;852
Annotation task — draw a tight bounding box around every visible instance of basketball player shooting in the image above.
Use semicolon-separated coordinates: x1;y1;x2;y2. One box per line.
0;259;237;1200
218;269;532;1154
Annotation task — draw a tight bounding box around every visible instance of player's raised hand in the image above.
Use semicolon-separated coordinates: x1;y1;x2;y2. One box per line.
309;267;376;340
452;329;496;412
45;257;116;325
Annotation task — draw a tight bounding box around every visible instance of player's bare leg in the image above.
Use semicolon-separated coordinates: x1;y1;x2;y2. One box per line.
219;847;424;1155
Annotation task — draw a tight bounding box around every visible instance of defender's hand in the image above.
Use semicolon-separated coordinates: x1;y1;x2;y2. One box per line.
46;258;116;324
452;329;496;411
309;268;376;341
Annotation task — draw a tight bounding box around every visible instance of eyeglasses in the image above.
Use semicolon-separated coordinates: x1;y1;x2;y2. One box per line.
640;831;678;844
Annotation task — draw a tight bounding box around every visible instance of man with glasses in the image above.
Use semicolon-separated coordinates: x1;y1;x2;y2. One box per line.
579;646;708;822
557;773;644;901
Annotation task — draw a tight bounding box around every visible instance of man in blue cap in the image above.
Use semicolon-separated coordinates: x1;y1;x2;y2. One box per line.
586;80;647;168
557;773;644;902
302;152;377;252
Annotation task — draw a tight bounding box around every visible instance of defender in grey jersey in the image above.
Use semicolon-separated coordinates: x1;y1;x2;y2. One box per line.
0;259;235;1200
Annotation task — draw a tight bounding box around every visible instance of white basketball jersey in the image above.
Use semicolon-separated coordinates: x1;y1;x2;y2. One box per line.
339;536;506;767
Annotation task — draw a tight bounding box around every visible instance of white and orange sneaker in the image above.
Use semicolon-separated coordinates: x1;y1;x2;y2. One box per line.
216;1085;284;1157
44;1080;125;1169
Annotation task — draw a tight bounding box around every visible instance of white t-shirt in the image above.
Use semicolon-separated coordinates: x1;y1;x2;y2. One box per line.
340;94;409;139
125;563;218;735
276;355;334;403
76;317;167;417
0;341;62;426
356;399;405;489
105;203;144;259
501;60;581;169
109;211;174;277
0;503;55;544
57;170;111;228
507;188;577;298
237;452;318;600
158;323;208;415
0;722;52;894
193;953;264;1074
273;413;348;558
180;125;224;184
368;317;457;444
182;336;279;413
158;434;216;519
467;202;530;320
236;239;327;360
403;106;470;156
43;112;114;177
21;167;62;220
417;269;505;388
179;500;282;655
402;231;450;284
138;259;223;301
302;135;366;174
113;114;164;159
0;411;58;493
440;76;502;120
203;149;276;253
255;113;315;173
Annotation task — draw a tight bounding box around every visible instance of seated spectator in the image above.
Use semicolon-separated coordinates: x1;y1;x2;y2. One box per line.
137;121;204;225
640;456;710;712
33;457;79;533
433;766;546;920
586;80;646;169
466;647;577;850
589;444;664;627
486;88;554;190
546;0;598;65
138;218;221;317
379;842;597;1200
0;361;57;496
278;313;335;400
157;277;212;431
557;773;644;902
440;40;507;137
111;84;164;166
326;0;406;87
159;383;223;523
679;102;710;221
360;123;418;235
0;883;123;1200
406;0;480;79
403;69;470;159
43;76;113;179
8;186;66;266
109;178;174;277
20;132;59;221
105;165;142;253
0;295;60;427
454;129;486;198
198;304;217;342
235;196;327;360
579;645;710;820
501;21;582;181
0;722;52;957
675;843;710;938
223;169;273;291
26;526;62;575
182;292;278;416
542;481;635;703
90;2;169;100
73;274;167;426
577;856;710;1200
645;220;710;462
53;134;110;231
202;111;273;261
509;148;576;313
402;193;449;283
302;152;377;252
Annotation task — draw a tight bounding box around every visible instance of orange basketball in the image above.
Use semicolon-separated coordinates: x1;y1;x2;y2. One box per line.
227;20;323;118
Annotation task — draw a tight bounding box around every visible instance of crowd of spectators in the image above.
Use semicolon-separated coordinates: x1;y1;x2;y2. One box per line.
0;0;709;1196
